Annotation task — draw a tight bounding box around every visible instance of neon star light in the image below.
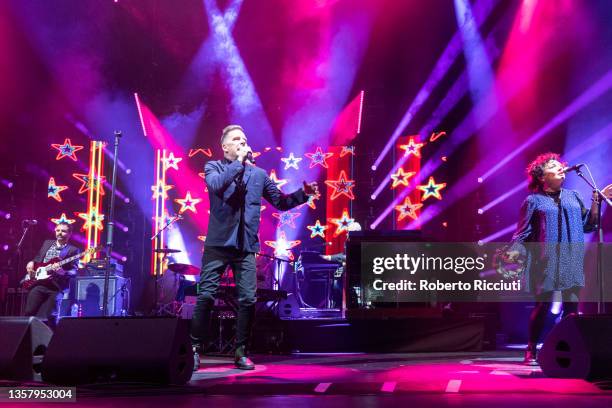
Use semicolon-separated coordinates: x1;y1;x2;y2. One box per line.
162;152;182;171
77;207;105;232
151;180;174;200
280;153;302;170
417;176;447;201
73;173;106;195
51;213;76;225
175;191;202;214
47;177;68;202
307;220;328;239
340;146;355;157
272;210;301;228
304;192;321;210
329;209;355;236
394;197;423;221
325;170;355;200
305;146;334;168
264;231;301;261
399;137;425;158
51;138;84;161
269;170;288;190
390;168;416;189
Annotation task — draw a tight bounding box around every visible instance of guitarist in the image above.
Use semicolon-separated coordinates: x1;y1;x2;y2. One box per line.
23;222;79;329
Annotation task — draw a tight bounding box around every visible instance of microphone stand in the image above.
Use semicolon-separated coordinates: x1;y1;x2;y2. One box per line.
10;222;33;313
102;131;122;317
150;214;182;314
574;167;611;313
255;252;293;291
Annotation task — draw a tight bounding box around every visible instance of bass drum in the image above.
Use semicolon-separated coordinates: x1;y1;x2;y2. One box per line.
157;270;182;304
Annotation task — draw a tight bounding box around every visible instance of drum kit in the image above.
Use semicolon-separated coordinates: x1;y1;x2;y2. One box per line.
153;248;200;316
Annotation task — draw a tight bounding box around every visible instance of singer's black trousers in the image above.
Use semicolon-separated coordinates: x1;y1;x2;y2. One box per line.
527;287;580;345
191;246;256;350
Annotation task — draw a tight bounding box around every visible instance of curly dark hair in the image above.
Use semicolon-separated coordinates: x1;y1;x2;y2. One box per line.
526;152;567;192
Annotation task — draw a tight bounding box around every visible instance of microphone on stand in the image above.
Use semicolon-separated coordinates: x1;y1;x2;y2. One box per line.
562;163;584;173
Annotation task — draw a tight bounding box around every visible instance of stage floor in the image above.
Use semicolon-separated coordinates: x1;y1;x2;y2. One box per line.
3;350;612;407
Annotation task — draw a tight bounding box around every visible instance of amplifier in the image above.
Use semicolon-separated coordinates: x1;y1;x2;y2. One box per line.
75;276;129;316
86;259;124;277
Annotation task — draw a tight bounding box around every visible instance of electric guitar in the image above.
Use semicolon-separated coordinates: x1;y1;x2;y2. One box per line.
22;245;102;291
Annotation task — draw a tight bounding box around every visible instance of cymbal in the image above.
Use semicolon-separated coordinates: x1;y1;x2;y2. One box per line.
167;263;200;275
154;248;181;254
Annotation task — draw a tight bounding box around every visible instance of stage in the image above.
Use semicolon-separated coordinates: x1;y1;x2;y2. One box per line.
2;0;612;405
2;350;612;406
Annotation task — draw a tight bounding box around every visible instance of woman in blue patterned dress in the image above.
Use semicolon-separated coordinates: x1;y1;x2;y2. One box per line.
507;153;612;365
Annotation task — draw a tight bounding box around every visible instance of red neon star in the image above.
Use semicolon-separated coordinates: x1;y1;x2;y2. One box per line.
272;210;301;229
303;192;321;210
73;173;106;195
269;170;288;190
399;137;425;158
395;197;423;221
305;146;334;168
151;180;174;199
174;191;202;214
306;220;328;239
264;231;301;261
47;177;68;202
417;176;447;201
51;138;84;161
162;152;182;171
51;213;76;225
77;207;105;231
325;170;355;200
390;168;416;189
329;209;355;236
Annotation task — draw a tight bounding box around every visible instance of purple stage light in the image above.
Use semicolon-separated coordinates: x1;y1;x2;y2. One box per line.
1;179;13;188
478;223;517;244
114;220;130;233
2;244;8;251
479;67;612;182
371;0;498;171
479;181;527;214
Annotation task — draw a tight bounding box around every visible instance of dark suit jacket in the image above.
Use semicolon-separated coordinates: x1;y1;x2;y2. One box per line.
32;240;79;290
204;158;308;252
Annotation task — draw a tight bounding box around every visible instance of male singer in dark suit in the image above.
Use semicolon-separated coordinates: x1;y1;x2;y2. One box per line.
23;222;79;329
192;124;319;370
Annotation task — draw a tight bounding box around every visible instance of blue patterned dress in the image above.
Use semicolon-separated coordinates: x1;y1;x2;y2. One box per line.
511;189;596;294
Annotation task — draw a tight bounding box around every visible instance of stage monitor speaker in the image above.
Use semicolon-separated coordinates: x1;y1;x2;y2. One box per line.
0;317;53;381
539;314;612;379
41;317;193;385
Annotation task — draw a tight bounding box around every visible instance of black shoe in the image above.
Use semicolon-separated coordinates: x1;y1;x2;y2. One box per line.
234;345;255;370
193;346;201;372
523;344;538;366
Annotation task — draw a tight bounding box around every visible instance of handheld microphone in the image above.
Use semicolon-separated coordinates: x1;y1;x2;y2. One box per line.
245;151;256;165
562;163;584;173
